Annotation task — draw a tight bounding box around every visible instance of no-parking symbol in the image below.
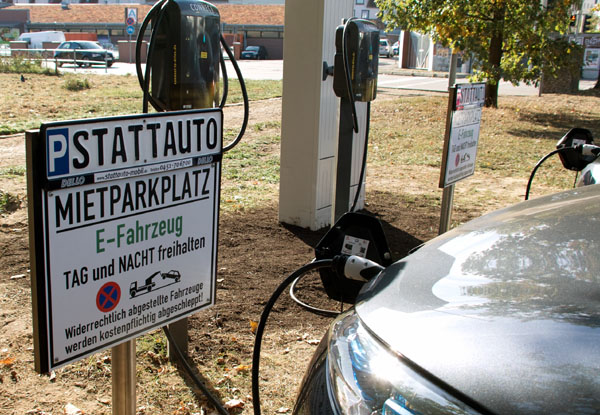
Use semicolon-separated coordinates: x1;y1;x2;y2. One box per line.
96;282;121;313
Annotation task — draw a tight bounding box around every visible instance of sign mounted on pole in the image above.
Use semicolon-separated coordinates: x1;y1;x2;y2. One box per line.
125;7;138;25
125;7;138;47
439;82;485;188
27;109;222;373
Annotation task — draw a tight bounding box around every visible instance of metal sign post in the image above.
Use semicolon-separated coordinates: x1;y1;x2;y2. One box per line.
439;56;485;234
112;340;136;415
125;8;138;64
439;53;458;234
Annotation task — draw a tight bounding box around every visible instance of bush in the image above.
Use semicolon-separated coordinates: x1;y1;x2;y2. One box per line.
0;191;20;214
64;77;91;91
0;56;55;75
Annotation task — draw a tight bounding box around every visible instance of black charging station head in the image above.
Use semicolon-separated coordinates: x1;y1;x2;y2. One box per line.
149;0;221;111
315;212;392;304
556;128;595;171
333;19;379;102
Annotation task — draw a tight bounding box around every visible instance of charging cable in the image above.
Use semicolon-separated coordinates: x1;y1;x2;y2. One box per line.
341;18;359;133
252;255;383;415
252;259;333;415
219;35;249;153
525;144;600;200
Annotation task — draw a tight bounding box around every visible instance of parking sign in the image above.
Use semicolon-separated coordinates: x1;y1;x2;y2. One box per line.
125;8;138;25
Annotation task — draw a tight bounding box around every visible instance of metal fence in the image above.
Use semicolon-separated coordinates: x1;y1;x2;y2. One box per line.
1;46;114;73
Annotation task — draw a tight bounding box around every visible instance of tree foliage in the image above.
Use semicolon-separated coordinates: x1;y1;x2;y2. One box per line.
376;0;582;107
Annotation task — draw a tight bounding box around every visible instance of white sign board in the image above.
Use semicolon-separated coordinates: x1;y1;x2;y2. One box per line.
439;83;485;188
30;109;222;372
584;48;600;70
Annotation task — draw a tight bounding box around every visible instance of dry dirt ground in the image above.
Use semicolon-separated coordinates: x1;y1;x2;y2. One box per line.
0;90;554;415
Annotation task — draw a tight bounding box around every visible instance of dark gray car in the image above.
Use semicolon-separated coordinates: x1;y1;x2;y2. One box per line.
240;45;268;59
53;40;115;67
294;184;600;414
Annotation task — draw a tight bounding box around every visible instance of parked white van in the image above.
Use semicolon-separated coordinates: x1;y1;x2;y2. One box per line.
18;31;66;50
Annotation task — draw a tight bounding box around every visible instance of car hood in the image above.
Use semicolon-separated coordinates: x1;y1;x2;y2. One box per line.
356;185;600;414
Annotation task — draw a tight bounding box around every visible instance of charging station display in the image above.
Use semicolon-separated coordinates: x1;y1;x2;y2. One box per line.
333;19;379;102
29;109;222;372
147;0;221;110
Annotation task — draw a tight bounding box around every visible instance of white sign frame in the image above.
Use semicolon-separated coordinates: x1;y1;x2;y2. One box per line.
29;109;222;372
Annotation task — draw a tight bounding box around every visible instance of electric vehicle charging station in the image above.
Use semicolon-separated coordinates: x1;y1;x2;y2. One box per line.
27;1;248;414
253;12;397;415
328;18;379;223
280;1;371;231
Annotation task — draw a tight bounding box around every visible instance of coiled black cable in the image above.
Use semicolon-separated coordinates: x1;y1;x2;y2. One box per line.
135;0;248;152
252;259;334;415
288;260;340;317
219;35;249;153
525;148;567;200
350;100;371;213
342;17;359;133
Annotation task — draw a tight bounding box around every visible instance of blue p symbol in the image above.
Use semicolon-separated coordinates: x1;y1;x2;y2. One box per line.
47;128;69;177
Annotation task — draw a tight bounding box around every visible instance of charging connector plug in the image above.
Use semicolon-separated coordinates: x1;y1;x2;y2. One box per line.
577;144;600;157
333;255;384;283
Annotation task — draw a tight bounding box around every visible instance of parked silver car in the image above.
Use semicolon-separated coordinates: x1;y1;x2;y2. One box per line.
379;39;392;58
294;184;600;414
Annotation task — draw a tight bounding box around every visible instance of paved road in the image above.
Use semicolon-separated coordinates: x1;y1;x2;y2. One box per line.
54;58;596;95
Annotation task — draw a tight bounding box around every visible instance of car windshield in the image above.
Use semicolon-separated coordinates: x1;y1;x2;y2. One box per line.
246;46;259;51
78;41;102;50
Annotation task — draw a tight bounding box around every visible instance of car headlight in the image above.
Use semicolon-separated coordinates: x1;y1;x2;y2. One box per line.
327;311;481;415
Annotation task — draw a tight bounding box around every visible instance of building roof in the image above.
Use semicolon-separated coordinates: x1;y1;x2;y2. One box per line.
5;3;285;26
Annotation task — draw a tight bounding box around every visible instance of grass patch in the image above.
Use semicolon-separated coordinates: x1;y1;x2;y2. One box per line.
0;166;26;178
1;70;599;214
0;73;282;135
0;56;56;75
368;92;600;196
0;190;20;214
253;120;281;132
221;133;281;211
63;76;92;91
224;79;282;103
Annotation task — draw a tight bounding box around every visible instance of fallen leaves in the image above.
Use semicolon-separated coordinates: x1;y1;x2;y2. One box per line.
299;332;320;345
224;398;245;410
64;403;83;415
249;319;258;334
0;356;15;366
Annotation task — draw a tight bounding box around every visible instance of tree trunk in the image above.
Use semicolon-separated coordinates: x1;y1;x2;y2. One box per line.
485;6;506;108
485;80;500;108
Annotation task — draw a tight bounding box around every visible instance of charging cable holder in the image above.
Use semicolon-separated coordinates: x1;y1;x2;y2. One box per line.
315;211;392;304
329;18;379;222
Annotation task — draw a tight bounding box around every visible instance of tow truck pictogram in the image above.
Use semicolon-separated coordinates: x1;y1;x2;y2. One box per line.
129;270;182;298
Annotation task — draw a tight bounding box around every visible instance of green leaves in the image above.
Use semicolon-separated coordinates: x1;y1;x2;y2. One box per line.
375;0;581;106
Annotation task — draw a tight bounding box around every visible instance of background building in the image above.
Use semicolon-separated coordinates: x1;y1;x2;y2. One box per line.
0;3;285;58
